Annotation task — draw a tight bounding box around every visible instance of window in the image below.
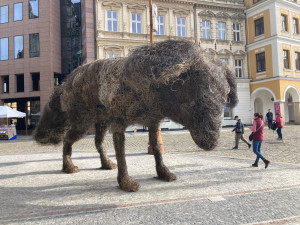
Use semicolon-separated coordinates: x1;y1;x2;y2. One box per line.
131;13;142;34
233;24;241;41
107;54;119;58
0;5;8;24
32;73;40;91
219;58;228;63
224;106;232;119
107;11;117;32
14;3;23;21
2;76;9;93
29;0;39;19
253;0;262;4
177;17;186;37
281;14;288;32
295;52;300;70
156;16;164;35
256;52;266;72
218;22;226;40
14;36;24;59
255;17;264;36
54;73;65;87
235;60;243;78
293;18;299;34
283;50;290;69
29;33;40;57
16;74;24;92
0;38;9;61
202;20;210;39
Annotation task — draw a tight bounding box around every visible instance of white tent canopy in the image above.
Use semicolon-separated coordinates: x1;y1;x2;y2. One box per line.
0;106;27;135
0;106;26;118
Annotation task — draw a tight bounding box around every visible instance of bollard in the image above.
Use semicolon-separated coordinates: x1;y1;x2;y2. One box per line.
148;129;164;154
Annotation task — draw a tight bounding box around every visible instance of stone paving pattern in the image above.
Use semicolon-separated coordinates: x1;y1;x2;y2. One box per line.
0;125;299;224
1;125;299;165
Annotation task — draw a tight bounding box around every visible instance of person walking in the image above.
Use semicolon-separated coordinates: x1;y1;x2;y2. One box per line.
266;109;273;129
249;113;270;168
232;115;251;149
275;113;284;140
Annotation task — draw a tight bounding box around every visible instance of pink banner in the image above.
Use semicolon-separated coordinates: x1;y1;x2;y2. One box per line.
275;103;281;113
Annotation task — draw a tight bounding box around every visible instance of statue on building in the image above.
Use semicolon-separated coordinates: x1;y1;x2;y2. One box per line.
34;40;238;192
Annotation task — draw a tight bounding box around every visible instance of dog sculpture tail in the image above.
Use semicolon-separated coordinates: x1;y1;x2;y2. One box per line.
33;85;68;145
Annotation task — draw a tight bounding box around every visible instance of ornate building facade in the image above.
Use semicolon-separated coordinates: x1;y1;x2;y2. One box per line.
95;0;195;59
195;0;251;124
246;0;300;124
95;0;252;126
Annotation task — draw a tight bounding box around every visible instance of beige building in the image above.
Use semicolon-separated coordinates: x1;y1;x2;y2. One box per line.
195;0;251;124
95;0;195;59
0;0;61;131
95;0;252;126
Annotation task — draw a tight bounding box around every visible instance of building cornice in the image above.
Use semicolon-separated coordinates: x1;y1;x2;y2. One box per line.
195;2;246;12
250;76;300;84
246;0;300;14
247;35;300;50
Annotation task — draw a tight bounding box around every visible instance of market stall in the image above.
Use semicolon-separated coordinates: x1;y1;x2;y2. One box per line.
0;106;27;140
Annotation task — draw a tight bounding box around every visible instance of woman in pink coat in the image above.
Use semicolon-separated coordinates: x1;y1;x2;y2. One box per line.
275;113;284;140
249;113;270;168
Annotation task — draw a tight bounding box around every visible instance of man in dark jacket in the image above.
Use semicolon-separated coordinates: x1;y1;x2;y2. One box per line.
266;109;273;129
232;115;251;149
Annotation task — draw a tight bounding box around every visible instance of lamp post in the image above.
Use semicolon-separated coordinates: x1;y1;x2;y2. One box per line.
147;0;164;154
149;0;154;44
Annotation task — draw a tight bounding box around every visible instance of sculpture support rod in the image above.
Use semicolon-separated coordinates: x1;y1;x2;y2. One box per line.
149;0;154;44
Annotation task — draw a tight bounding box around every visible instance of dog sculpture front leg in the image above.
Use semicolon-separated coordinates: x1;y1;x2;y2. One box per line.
112;126;140;192
148;124;177;181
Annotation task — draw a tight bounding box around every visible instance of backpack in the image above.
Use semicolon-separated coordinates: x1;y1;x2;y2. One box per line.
271;121;277;131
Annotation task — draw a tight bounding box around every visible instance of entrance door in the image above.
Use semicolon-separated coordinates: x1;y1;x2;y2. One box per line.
254;98;263;114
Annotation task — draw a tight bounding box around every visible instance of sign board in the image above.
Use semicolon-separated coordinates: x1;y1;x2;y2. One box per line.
275;103;281;113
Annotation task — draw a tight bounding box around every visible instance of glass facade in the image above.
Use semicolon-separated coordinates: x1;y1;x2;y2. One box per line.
2;76;9;93
0;5;8;24
29;0;39;19
29;33;40;57
32;73;40;91
14;36;24;59
14;3;23;21
16;74;24;92
0;38;9;60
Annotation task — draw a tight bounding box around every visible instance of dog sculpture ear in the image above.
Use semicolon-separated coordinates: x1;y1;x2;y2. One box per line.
156;63;190;86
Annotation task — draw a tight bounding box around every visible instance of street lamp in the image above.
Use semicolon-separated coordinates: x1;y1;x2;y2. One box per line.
147;0;164;155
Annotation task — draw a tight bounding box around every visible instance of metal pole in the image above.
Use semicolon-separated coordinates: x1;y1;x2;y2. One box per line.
149;0;154;44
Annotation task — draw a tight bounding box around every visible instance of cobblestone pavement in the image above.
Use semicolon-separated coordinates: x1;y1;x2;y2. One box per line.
0;125;299;165
0;125;299;224
0;152;299;224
